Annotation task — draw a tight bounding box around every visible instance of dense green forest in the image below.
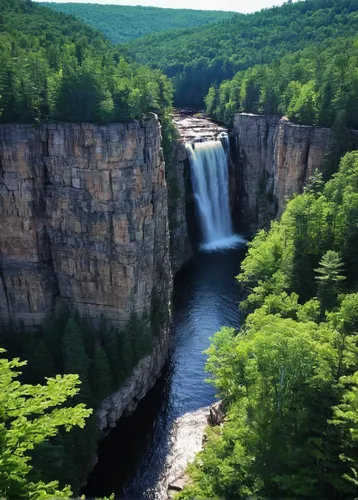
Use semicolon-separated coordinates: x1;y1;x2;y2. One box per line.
38;2;235;45
126;0;358;108
0;306;155;496
178;151;358;500
206;36;358;129
0;0;172;124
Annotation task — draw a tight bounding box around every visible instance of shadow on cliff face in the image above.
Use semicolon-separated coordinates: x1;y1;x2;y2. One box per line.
83;357;173;498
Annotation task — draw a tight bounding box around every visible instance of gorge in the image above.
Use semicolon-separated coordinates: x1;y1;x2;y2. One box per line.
0;111;338;497
2;1;358;498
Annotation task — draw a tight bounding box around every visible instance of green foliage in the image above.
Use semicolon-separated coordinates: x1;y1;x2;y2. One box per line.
0;0;173;124
315;250;346;313
0;307;154;494
239;151;358;311
126;0;358;109
39;2;234;45
207;37;358;129
179;151;358;499
331;371;358;487
0;348;91;499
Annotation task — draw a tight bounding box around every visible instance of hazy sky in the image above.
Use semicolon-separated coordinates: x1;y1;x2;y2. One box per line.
35;0;288;14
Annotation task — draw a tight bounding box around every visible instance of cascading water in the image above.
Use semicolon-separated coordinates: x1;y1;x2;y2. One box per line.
186;134;245;251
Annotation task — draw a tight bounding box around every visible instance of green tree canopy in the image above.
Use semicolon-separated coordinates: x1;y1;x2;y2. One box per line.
0;0;173;124
0;348;91;499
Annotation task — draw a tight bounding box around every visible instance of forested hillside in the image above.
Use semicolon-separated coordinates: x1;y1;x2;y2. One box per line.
206;37;358;129
38;2;235;44
126;0;358;108
178;151;358;500
0;0;172;124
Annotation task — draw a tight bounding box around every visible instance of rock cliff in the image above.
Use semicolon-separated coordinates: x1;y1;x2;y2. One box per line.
232;113;332;231
0;114;174;426
167;139;192;275
0;115;171;328
97;328;169;429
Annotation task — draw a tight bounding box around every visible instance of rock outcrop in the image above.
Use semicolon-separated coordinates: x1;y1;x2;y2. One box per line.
0;115;171;328
165;402;225;498
167;139;192;274
232;113;332;231
164;406;210;499
97;328;170;429
172;112;226;142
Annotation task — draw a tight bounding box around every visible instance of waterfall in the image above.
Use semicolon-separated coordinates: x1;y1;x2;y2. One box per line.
186;134;245;251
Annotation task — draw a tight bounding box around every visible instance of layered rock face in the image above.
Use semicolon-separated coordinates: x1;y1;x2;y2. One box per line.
0;115;171;328
168;139;192;274
232;113;332;231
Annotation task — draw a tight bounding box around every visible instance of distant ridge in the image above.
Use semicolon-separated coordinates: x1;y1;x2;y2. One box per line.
38;2;235;44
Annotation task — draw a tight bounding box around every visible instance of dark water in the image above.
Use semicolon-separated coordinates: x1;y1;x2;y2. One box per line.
84;245;246;499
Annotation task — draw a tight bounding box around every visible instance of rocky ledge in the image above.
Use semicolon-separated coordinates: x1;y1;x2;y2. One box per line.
173;111;226;142
97;327;170;430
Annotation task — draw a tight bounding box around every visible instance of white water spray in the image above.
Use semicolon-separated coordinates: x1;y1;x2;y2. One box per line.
186;135;245;251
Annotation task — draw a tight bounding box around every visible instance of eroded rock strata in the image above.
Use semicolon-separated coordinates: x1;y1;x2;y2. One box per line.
168;139;192;274
232;113;332;231
0;115;171;328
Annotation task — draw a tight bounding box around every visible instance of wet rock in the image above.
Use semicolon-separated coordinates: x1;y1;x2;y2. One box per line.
153;406;210;499
208;400;225;426
168;475;188;492
173;110;226;143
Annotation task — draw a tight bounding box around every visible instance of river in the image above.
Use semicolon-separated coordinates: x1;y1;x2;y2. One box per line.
84;245;246;498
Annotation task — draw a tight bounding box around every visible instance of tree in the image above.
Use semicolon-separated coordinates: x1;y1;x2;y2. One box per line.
0;348;91;499
90;343;112;405
330;371;358;489
180;309;343;499
63;317;91;403
315;250;346;313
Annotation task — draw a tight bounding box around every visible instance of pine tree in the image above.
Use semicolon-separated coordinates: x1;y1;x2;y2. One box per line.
315;250;346;313
31;339;55;383
62;317;91;403
90;343;112;405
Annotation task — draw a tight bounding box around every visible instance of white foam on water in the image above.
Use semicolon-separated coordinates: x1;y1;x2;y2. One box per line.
200;234;247;252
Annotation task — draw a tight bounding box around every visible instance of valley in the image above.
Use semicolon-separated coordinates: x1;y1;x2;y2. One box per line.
1;0;358;499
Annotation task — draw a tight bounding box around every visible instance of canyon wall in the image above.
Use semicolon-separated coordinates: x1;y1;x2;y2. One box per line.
167;139;192;274
0;115;171;328
232;113;332;231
